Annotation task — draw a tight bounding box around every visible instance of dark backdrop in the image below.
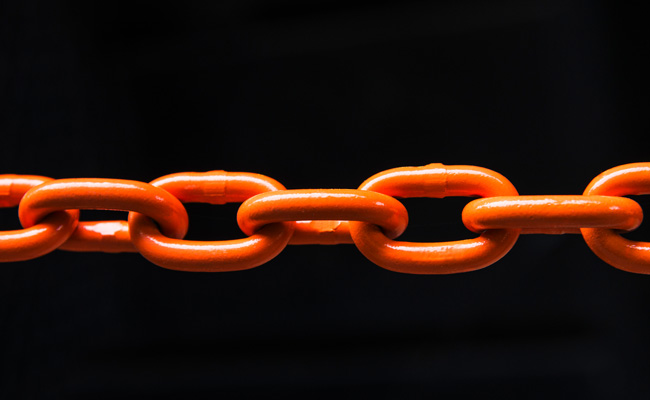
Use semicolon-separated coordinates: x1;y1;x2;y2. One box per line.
2;1;650;398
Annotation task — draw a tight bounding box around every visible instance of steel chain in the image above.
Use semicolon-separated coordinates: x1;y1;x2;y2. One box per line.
1;163;648;274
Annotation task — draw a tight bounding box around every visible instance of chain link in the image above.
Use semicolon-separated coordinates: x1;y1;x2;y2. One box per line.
1;163;648;274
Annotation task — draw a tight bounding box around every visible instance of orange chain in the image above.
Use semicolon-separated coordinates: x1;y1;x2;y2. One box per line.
1;163;649;274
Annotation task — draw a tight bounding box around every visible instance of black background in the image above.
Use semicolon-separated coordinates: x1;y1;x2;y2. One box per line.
2;0;650;398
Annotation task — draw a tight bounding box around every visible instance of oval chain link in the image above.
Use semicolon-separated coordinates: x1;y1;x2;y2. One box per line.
349;164;520;274
0;175;79;262
581;163;650;274
18;179;189;245
128;171;294;272
1;164;648;274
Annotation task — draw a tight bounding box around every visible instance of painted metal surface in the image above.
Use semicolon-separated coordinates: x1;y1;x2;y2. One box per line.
581;163;650;274
237;189;408;240
349;164;520;274
0;175;79;261
18;179;189;252
128;171;293;272
1;163;648;274
463;195;642;234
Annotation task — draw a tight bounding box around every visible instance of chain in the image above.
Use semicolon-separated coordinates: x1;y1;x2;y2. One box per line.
1;163;649;274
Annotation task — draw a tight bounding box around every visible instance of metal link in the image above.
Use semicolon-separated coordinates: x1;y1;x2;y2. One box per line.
128;171;294;272
1;163;649;274
349;164;520;274
18;179;189;245
237;189;409;241
463;195;643;234
581;163;650;274
0;175;79;262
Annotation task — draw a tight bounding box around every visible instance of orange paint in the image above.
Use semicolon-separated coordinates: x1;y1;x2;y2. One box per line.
2;163;649;275
463;195;642;234
0;175;79;262
60;221;134;253
128;171;293;272
237;189;408;241
18;179;189;254
349;164;520;274
581;163;650;274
